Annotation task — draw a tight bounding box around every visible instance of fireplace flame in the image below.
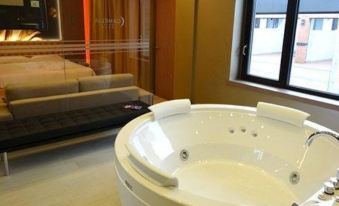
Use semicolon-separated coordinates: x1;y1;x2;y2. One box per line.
0;30;42;41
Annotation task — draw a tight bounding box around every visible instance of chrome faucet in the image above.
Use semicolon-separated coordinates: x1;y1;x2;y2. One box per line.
305;131;339;146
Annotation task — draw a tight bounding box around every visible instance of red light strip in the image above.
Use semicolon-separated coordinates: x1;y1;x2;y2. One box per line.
83;0;90;64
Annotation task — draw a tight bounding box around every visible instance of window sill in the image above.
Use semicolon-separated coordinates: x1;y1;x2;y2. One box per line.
227;79;339;111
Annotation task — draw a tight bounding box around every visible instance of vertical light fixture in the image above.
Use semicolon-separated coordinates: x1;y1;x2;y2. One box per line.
83;0;91;64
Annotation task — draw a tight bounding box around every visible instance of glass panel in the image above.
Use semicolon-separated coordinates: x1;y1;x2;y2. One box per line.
248;0;288;80
0;0;154;99
289;0;339;95
87;0;153;91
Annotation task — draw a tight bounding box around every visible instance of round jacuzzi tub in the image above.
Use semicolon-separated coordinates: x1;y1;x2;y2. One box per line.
114;100;339;206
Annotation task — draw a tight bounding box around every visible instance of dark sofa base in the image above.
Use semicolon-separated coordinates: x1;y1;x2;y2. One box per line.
0;101;150;176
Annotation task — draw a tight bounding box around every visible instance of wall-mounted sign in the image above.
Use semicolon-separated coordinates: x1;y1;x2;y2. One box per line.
95;17;125;29
30;0;40;8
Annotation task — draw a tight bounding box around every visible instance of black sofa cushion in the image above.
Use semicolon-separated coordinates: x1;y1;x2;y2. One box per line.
0;101;149;152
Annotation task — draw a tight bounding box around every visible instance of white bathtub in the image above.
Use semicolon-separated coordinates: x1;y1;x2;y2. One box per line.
114;101;339;206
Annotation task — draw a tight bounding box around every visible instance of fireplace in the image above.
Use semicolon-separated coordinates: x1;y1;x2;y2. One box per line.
0;30;42;41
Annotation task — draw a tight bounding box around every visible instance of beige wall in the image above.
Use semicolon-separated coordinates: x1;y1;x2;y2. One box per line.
173;0;195;99
174;0;339;131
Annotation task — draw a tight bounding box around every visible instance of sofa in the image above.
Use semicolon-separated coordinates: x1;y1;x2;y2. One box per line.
0;73;152;121
0;74;153;175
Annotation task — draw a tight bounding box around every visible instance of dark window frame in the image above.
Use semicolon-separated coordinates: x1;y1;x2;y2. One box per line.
240;0;339;101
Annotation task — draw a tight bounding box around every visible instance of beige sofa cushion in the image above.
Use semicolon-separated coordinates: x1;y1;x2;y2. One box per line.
138;88;153;105
0;100;13;122
6;80;79;102
78;74;134;92
9;86;139;119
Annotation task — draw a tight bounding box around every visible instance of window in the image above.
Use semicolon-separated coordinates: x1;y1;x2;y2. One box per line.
332;18;338;30
312;18;323;30
241;0;339;100
255;18;261;28
266;18;282;29
244;0;288;80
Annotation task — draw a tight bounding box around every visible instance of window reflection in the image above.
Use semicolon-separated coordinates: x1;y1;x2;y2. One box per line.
0;0;154;98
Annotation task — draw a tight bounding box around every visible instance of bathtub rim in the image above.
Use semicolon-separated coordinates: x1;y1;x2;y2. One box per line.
114;103;337;205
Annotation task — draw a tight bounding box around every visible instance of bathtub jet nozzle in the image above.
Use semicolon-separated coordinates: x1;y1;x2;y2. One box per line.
289;171;300;185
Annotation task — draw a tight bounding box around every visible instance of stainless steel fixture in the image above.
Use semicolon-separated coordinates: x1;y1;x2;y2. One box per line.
323;181;335;195
330;177;339;189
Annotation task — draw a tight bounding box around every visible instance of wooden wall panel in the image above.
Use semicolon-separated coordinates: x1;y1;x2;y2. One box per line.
59;0;85;60
59;0;85;41
155;0;176;99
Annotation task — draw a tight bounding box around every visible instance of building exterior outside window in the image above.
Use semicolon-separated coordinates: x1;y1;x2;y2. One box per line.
332;18;338;31
242;0;339;99
255;18;261;28
312;18;324;30
266;18;281;28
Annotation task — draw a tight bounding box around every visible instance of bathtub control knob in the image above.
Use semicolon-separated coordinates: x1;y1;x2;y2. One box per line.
330;177;339;190
324;182;335;195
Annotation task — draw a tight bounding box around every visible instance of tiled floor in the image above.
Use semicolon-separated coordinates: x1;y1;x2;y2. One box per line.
0;137;122;206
